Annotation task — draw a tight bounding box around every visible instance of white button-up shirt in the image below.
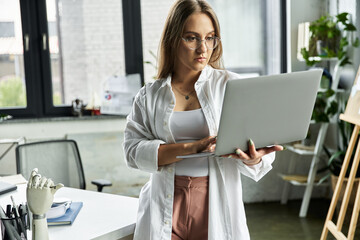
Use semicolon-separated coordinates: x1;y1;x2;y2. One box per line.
124;65;276;240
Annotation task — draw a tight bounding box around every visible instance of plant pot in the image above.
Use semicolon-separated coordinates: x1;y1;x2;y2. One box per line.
316;40;327;56
331;175;360;206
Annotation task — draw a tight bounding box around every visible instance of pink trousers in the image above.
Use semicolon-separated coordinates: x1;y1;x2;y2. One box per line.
172;176;209;240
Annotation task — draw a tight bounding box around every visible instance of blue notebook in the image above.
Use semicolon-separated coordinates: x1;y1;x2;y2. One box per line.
47;202;83;226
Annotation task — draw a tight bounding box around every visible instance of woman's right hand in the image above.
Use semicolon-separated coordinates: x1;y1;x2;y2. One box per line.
158;136;217;166
193;136;217;153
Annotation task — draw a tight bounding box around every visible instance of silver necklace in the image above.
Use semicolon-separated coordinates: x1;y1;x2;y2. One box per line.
172;84;196;100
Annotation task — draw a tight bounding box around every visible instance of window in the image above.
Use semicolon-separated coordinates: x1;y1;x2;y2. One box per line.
0;22;15;37
208;0;282;76
1;0;285;118
0;0;26;109
141;0;175;83
46;0;126;106
141;0;283;83
0;0;143;118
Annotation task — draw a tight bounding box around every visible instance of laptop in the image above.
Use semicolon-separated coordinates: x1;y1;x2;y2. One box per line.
177;69;323;158
0;181;17;195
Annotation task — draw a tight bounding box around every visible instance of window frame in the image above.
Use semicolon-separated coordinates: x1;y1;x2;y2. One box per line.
2;0;44;118
0;0;144;118
1;0;286;119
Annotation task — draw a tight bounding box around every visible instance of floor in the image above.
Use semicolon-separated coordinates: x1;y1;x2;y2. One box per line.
245;198;360;240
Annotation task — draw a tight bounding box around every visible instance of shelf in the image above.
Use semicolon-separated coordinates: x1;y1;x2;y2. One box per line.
278;174;328;187
285;144;315;156
308;56;338;62
298;56;338;62
317;88;345;93
0;137;25;144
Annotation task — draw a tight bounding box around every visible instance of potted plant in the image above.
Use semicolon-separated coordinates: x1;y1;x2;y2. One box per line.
144;50;158;81
311;88;338;123
0;113;12;122
301;12;359;67
299;88;338;146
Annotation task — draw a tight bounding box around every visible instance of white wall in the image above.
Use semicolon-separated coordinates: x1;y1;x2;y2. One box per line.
0;117;126;140
329;0;360;87
0;118;330;202
287;0;360;81
287;0;325;72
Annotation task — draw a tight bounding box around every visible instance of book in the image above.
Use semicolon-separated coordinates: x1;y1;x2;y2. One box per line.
0;181;17;195
297;22;310;61
47;202;83;226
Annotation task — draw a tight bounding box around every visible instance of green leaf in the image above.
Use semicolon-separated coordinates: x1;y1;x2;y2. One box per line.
336;12;349;23
301;48;319;66
326;21;336;29
337;50;346;60
328;151;345;166
327;31;334;38
317;173;331;185
324;89;335;98
326;101;338;115
323;47;336;57
353;37;360;47
149;50;157;60
344;23;357;31
339;56;352;66
339;37;348;49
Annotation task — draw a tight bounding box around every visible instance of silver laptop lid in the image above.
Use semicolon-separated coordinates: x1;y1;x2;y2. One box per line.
214;69;322;155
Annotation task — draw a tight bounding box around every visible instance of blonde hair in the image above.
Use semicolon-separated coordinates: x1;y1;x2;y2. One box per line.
156;0;223;79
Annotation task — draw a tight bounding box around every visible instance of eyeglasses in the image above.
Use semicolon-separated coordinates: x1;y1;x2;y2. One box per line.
181;36;220;50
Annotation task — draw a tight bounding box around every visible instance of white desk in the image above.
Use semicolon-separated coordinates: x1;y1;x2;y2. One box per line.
0;184;138;240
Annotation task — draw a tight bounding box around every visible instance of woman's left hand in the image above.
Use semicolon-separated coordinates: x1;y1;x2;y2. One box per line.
222;139;283;166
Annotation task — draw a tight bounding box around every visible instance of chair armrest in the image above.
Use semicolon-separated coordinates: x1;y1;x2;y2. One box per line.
91;179;112;192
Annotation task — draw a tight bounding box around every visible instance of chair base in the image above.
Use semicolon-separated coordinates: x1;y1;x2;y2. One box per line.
91;179;112;192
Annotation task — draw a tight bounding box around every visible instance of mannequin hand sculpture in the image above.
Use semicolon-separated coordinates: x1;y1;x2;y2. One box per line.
26;168;64;240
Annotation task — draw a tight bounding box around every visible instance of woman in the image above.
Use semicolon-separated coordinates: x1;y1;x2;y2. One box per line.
123;0;283;239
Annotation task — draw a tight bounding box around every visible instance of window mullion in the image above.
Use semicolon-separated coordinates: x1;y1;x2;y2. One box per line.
19;0;43;117
37;0;71;116
122;0;145;86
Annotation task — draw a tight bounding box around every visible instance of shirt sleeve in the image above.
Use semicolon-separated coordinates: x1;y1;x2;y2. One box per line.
123;90;166;173
234;152;275;182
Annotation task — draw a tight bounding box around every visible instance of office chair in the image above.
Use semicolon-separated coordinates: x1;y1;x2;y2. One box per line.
15;139;112;192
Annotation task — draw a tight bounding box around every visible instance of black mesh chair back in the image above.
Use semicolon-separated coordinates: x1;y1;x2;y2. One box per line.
16;140;86;189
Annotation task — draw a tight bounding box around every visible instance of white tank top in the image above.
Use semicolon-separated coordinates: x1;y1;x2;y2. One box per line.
169;108;210;177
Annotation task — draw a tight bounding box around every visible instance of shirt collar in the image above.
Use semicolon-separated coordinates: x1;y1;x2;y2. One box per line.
161;65;211;88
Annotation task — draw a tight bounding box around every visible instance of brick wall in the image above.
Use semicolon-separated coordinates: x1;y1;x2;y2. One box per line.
59;0;175;103
60;0;125;104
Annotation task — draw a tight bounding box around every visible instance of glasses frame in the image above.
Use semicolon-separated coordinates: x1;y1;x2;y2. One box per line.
181;36;221;50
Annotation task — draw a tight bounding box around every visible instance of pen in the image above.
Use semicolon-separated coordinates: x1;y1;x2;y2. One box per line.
10;196;19;216
6;204;12;217
0;207;18;240
25;203;30;230
11;196;27;238
19;204;28;238
11;208;19;234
